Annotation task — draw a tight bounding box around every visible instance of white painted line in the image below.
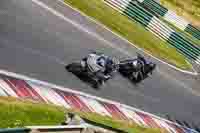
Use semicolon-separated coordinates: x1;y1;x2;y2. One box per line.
31;0;131;57
56;0;198;76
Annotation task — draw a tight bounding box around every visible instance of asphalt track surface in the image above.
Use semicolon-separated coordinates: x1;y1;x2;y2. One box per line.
1;0;200;125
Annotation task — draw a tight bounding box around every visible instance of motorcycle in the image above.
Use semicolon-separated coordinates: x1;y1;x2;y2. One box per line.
118;55;156;83
65;54;118;88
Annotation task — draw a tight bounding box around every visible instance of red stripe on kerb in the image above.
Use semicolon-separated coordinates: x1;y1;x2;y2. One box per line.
101;102;127;120
136;111;160;128
3;76;44;101
55;90;90;112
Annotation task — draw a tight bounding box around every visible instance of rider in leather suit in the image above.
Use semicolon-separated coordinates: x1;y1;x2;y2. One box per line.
119;54;146;80
84;52;119;81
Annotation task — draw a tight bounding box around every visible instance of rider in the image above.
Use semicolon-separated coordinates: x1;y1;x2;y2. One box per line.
120;54;146;80
85;52;119;80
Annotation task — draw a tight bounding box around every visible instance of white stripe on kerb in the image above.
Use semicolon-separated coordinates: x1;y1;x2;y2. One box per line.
195;60;200;65
118;0;132;9
152;17;174;33
152;118;176;133
147;16;173;39
107;0;128;11
147;22;169;40
118;107;146;126
0;86;7;96
77;96;95;112
164;10;189;31
78;96;112;116
197;60;200;64
28;82;70;108
109;0;131;9
197;56;200;62
0;78;18;97
146;27;165;40
27;82;49;103
104;1;123;13
195;56;200;65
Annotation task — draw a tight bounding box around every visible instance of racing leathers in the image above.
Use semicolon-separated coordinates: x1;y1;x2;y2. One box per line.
120;58;145;80
131;59;145;79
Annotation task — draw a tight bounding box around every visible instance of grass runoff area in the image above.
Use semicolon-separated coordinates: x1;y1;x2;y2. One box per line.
64;0;192;70
0;97;162;133
160;0;200;28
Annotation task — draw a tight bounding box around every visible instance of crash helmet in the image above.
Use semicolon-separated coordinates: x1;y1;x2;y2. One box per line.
137;53;147;64
97;56;106;67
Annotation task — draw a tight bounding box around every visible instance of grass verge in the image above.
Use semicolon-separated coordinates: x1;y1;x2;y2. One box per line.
0;96;162;133
72;110;164;133
160;0;200;27
64;0;191;70
0;97;66;128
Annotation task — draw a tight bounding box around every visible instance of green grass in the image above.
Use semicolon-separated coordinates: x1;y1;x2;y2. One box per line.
73;111;164;133
0;96;163;133
160;0;200;27
0;97;66;128
64;0;192;70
